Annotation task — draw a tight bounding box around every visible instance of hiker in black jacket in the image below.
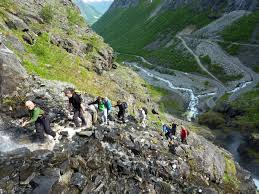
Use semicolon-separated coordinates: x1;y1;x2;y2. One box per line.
115;100;127;123
64;88;87;128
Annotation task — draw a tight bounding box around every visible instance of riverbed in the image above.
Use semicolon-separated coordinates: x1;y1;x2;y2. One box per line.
127;61;259;189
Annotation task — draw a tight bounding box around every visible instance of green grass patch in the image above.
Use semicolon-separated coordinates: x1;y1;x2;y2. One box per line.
221;11;259;43
147;85;185;116
251;64;259;73
40;5;54;24
219;42;240;55
67;7;85;26
198;111;226;129
223;155;240;190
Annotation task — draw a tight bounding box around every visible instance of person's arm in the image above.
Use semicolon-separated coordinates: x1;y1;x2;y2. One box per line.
80;103;85;113
88;100;98;106
22;108;42;127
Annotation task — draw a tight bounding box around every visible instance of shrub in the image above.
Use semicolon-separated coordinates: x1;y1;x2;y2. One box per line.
67;8;84;25
40;5;54;23
198;111;226;129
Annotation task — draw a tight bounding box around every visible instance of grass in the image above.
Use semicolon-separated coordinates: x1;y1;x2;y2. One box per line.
40;5;54;24
93;3;214;73
147;85;185;117
251;64;259;73
219;42;240;55
221;11;259;43
223;155;240;190
67;7;85;26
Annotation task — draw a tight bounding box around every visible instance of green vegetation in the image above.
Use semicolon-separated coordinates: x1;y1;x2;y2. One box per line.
198;111;226;129
223;155;240;190
219;42;240;55
251;64;259;73
67;7;85;26
221;11;259;43
93;2;214;73
40;5;54;23
147;85;185;117
0;0;14;9
200;55;243;83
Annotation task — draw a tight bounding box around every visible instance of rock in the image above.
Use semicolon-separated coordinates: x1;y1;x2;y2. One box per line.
4;12;29;31
19;166;36;185
30;175;59;194
22;34;34;45
60;131;69;137
77;130;93;137
0;39;28;97
70;172;87;191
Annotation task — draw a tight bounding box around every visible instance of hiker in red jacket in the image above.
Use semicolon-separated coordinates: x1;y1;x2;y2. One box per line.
181;126;189;144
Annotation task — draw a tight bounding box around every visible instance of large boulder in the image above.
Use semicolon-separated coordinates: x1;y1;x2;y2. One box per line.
0;38;28;98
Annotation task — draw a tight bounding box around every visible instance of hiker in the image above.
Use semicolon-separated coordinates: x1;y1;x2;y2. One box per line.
88;104;98;125
180;126;189;144
115;100;127;123
22;100;56;142
64;88;87;128
171;122;178;136
138;107;147;128
88;96;107;125
162;124;173;141
103;97;112;117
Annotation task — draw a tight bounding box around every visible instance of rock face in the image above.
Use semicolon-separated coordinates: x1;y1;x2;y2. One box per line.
0;121;256;193
0;37;28;98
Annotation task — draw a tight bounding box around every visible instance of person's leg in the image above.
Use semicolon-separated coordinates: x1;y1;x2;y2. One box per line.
42;116;56;138
79;110;87;126
165;132;169;140
73;110;80;127
35;120;45;142
118;111;122;120
103;109;108;124
121;110;126;123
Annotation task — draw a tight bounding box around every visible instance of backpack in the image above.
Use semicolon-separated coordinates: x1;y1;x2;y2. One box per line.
142;107;148;115
122;102;128;109
32;98;50;115
74;92;83;103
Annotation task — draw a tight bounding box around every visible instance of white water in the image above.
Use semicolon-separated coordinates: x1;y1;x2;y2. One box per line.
228;81;253;93
253;178;259;190
0;131;22;152
129;62;202;121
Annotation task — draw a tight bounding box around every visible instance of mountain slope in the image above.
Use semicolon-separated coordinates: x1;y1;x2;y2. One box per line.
74;0;102;25
74;0;112;25
93;0;257;73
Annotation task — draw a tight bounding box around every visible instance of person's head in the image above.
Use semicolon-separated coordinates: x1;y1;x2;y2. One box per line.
25;100;35;110
117;100;121;105
181;126;185;130
97;96;102;102
104;97;108;102
64;88;74;98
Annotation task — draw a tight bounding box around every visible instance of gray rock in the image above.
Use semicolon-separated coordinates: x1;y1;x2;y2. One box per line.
77;130;93;137
70;172;87;191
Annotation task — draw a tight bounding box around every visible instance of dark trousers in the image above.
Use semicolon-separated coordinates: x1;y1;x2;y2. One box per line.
165;132;173;140
118;110;125;122
35;116;56;141
73;110;87;127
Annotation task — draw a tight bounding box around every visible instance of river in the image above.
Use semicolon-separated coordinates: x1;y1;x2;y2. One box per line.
127;61;259;189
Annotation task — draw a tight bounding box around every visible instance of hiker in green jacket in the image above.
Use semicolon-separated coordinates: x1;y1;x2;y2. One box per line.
22;101;56;142
88;96;107;125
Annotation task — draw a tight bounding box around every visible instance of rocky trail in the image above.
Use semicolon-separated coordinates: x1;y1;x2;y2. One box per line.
0;113;257;193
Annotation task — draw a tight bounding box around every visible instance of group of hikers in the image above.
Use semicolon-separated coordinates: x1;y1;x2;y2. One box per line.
21;88;189;144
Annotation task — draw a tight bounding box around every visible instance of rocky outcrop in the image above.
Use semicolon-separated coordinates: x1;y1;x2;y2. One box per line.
0;37;28;98
0;120;256;193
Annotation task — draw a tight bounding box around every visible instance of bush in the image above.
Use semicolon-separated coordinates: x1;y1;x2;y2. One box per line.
40;5;54;23
198;111;226;129
67;8;84;25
